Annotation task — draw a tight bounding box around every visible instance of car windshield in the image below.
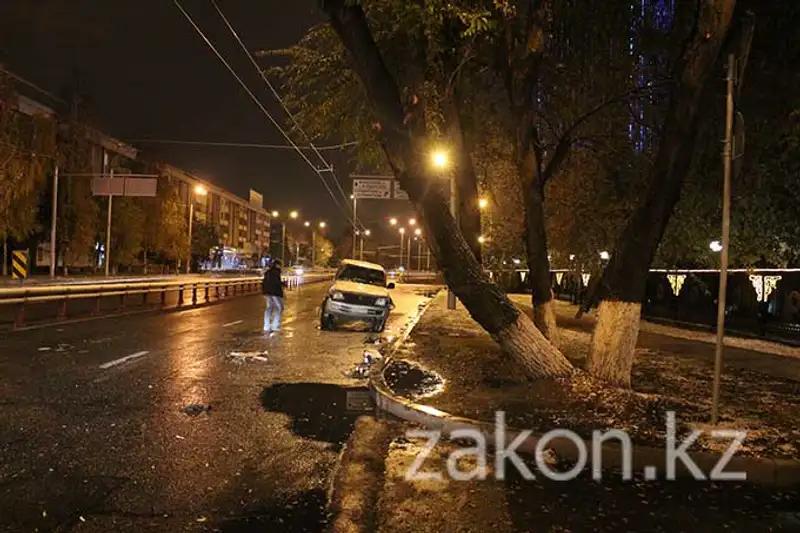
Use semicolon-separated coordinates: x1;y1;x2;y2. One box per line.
337;265;386;286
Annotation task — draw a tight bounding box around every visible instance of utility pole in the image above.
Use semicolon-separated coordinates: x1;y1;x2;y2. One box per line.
711;54;736;425
359;235;364;261
187;197;194;274
104;169;113;277
49;164;59;278
399;232;404;270
352;196;358;259
281;223;286;265
312;230;316;267
417;239;423;271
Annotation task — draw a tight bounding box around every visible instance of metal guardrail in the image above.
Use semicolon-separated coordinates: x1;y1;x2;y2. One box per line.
0;273;333;329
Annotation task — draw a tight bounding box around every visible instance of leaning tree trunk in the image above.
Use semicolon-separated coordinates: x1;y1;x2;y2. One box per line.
443;92;482;262
587;0;738;388
321;0;573;379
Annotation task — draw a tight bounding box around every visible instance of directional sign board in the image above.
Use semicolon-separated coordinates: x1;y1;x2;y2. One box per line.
92;177;157;197
393;180;409;200
353;179;391;199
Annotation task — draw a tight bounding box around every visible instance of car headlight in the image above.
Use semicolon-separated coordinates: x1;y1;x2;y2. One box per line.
375;297;388;307
331;291;345;300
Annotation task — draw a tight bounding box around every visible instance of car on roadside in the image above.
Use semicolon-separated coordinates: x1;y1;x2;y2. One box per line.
320;259;395;332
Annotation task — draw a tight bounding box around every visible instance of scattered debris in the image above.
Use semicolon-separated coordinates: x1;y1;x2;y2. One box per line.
54;344;74;352
182;404;212;417
196;516;207;523
348;363;371;379
175;435;185;440
79;516;86;523
363;350;382;365
227;351;269;363
37;347;52;352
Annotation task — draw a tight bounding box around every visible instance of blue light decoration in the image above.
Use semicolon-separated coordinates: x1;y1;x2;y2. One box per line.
629;0;675;153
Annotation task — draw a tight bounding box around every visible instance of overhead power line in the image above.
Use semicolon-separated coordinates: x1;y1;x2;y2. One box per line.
129;139;357;150
208;0;359;227
172;0;357;227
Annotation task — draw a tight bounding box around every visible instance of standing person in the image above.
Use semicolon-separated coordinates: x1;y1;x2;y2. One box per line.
262;259;285;332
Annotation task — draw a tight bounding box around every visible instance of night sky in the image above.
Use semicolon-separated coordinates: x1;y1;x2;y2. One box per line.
0;0;414;239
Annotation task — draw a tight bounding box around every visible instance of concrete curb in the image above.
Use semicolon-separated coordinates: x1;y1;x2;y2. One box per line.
324;289;442;533
369;302;800;488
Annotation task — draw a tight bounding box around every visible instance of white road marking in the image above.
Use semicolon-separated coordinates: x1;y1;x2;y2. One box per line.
222;320;244;328
99;350;149;369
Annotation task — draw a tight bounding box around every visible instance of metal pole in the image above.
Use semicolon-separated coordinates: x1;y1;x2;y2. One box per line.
281;224;286;265
426;247;430;271
399;233;404;270
296;241;300;265
352;197;358;259
417;239;422;271
2;237;7;277
407;236;412;270
711;54;735;425
447;173;458;309
50;164;59;278
187;199;194;274
312;231;316;266
359;235;364;261
104;170;114;277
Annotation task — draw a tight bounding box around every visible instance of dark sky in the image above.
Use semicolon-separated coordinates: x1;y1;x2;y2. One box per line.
0;0;415;239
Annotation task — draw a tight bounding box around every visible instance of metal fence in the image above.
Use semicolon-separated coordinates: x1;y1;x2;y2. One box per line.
0;273;333;330
489;267;800;345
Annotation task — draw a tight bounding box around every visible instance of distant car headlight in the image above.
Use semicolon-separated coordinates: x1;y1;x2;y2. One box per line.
331;291;345;300
294;268;304;276
375;297;388;307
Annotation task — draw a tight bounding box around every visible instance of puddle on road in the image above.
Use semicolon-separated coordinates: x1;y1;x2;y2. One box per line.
384;360;445;400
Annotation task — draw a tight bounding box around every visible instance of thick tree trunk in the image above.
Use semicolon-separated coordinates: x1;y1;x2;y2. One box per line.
321;0;573;379
587;0;738;386
519;151;558;342
443;93;482;262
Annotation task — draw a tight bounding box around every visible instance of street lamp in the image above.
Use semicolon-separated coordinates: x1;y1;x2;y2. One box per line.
359;229;371;261
478;235;486;244
390;217;397;226
479;198;488;210
187;185;208;274
409;218;417;226
311;220;327;266
600;251;610;260
431;149;449;169
710;240;723;253
431;147;456;309
290;210;298;219
271;210;279;217
304;221;310;227
319;221;326;229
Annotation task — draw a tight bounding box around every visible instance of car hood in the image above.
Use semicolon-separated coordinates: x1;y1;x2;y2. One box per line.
331;280;390;298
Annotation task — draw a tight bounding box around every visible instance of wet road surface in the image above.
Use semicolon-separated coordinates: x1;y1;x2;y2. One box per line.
0;283;434;532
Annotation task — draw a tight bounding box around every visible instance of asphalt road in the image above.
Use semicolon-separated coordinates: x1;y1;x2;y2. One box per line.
0;282;434;532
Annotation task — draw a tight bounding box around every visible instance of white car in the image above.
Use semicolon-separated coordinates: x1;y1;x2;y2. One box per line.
321;259;395;332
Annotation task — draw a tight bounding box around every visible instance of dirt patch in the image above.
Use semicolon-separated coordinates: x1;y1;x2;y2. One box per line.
387;293;800;460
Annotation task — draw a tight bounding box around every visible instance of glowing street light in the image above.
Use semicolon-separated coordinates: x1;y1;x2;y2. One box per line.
399;227;405;235
364;229;371;236
431;149;449;169
600;251;610;260
319;221;327;228
409;218;417;226
710;240;723;253
414;228;422;236
478;235;486;244
194;184;208;196
479;198;488;210
290;210;299;219
271;210;279;217
390;217;398;226
304;221;310;227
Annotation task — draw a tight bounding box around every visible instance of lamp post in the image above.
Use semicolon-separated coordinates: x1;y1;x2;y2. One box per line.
432;148;456;309
187;184;208;274
398;227;405;269
351;194;358;259
312;221;326;267
360;229;370;261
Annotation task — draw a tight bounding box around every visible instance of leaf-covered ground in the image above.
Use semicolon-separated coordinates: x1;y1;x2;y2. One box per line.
386;293;800;460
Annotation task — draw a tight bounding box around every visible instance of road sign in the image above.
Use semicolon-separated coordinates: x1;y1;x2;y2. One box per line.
393;180;409;200
11;251;28;280
353;179;391;199
92;177;157;197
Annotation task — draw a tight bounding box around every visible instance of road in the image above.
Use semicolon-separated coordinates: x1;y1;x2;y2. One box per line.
0;282;435;532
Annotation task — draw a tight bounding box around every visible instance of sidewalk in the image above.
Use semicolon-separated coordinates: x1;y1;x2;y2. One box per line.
382;292;800;459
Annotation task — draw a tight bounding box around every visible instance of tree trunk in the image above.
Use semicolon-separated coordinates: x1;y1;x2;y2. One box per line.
443;92;482;262
321;0;573;379
586;0;738;386
2;237;7;277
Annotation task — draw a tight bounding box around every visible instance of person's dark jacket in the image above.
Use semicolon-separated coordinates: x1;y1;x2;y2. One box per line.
262;266;284;297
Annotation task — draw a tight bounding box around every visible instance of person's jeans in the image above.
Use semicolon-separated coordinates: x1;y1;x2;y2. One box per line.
264;295;284;331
